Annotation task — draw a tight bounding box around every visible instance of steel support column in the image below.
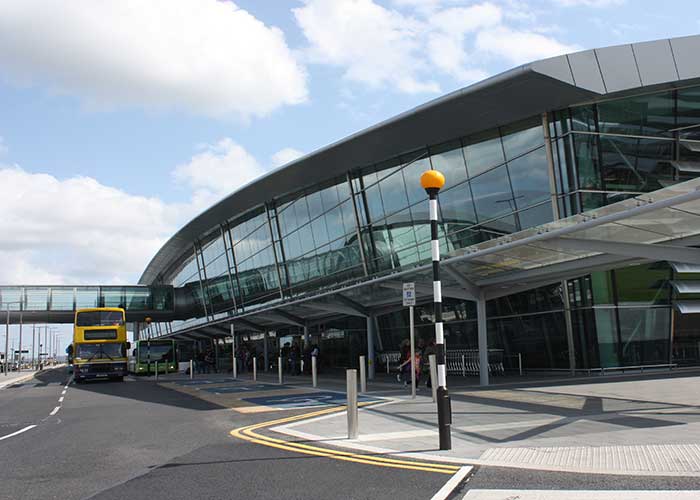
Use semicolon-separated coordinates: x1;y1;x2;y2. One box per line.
477;291;489;387
366;315;376;380
562;280;576;375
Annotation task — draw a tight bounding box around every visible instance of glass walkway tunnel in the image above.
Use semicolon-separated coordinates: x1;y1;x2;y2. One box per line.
0;285;177;324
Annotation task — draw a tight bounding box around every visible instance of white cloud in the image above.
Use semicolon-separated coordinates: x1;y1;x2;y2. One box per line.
293;0;440;94
172;138;268;210
271;148;305;168
0;0;307;119
554;0;624;6
476;26;579;65
0;137;289;285
426;4;501;80
295;0;577;92
0;166;176;284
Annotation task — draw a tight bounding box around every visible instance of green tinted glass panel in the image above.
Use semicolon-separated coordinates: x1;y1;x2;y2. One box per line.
464;131;505;178
50;288;74;311
572;133;602;190
597;91;675;137
614;264;670;305
598;136;673;192
75;288;99;309
507;146;550;210
470;165;515;222
429;140;468;186
25;288;48;311
501;117;544;159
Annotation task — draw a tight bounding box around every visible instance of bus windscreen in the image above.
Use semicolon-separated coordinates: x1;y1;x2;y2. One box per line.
76;343;125;360
76;311;124;327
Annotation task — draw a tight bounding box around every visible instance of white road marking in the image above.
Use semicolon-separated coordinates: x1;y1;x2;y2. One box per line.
58;396;64;403
462;491;700;499
49;406;60;416
0;425;37;442
61;390;66;395
431;466;472;500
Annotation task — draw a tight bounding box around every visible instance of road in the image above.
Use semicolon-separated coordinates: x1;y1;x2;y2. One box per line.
0;368;448;500
2;368;700;500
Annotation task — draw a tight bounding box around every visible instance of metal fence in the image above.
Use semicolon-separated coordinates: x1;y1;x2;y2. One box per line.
381;349;521;376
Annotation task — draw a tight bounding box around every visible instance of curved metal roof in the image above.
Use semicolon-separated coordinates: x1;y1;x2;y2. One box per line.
139;34;700;285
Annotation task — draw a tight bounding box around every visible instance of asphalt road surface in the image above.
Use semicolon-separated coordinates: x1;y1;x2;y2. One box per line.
0;368;448;500
2;368;700;500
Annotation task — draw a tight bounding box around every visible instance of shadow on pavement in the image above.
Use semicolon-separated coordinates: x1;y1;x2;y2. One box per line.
66;371;227;411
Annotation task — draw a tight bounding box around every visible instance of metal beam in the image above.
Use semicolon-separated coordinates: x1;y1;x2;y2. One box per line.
443;264;481;298
234;318;264;332
303;298;368;317
550;237;700;265
255;310;306;327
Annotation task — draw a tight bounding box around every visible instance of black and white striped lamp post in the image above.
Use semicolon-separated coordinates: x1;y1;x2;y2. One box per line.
420;169;452;451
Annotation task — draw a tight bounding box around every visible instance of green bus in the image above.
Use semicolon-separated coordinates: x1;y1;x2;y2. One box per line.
129;339;178;375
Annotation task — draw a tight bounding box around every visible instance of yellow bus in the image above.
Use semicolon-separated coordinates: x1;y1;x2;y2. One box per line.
71;307;129;383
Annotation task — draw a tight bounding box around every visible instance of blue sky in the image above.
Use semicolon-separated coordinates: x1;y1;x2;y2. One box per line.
0;0;699;287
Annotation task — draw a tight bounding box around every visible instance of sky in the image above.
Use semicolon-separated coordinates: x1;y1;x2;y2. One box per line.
0;0;699;288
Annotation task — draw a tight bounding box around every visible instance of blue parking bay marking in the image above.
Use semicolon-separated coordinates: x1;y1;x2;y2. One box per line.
201;384;290;394
242;391;382;409
173;378;241;386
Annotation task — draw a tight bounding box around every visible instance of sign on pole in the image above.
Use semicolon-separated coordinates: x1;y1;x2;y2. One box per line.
402;282;416;307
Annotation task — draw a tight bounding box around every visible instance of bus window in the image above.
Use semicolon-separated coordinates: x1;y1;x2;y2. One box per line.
76;311;124;327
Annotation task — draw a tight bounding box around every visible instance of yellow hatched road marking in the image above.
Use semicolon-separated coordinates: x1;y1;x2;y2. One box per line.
229;404;462;475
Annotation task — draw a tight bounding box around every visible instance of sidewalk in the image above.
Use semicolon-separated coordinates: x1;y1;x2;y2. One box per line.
267;370;700;477
0;369;41;389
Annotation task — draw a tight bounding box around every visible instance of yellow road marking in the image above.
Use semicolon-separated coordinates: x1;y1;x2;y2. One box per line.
229;404;462;475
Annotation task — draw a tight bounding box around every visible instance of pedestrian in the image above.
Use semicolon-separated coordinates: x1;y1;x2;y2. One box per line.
423;340;436;388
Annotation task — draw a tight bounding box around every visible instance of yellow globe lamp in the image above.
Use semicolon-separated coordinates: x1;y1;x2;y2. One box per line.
420;169;446;193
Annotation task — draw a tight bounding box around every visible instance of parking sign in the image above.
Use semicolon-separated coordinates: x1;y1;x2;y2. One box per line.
403;282;416;306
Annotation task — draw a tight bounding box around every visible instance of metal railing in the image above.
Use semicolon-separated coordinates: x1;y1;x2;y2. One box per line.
380;348;522;376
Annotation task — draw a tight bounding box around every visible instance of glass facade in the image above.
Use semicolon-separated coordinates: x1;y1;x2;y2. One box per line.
159;84;700;371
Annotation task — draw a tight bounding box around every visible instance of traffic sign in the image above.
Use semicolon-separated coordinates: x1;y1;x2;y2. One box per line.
403;282;416;306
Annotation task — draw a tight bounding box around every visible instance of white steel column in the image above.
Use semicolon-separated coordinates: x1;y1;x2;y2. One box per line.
477;291;489;387
263;331;269;372
366;316;376;380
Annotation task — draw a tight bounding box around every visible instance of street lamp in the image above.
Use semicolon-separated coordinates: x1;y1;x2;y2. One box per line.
420;169;452;451
2;301;22;376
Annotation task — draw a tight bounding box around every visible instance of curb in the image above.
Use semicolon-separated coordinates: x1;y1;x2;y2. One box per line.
0;371;39;390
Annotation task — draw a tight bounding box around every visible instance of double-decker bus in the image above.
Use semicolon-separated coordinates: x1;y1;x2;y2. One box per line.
129;339;178;375
71;307;129;383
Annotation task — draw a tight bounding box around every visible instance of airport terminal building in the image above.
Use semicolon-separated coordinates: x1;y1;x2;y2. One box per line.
6;36;700;382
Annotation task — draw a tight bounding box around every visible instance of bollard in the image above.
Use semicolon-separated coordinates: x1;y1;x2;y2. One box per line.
312;355;317;388
462;354;466;377
253;357;257;382
518;353;522;376
429;354;437;403
155;361;159;381
189;359;194;380
346;369;358;439
278;356;284;385
165;362;169;375
300;359;304;374
359;355;367;394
